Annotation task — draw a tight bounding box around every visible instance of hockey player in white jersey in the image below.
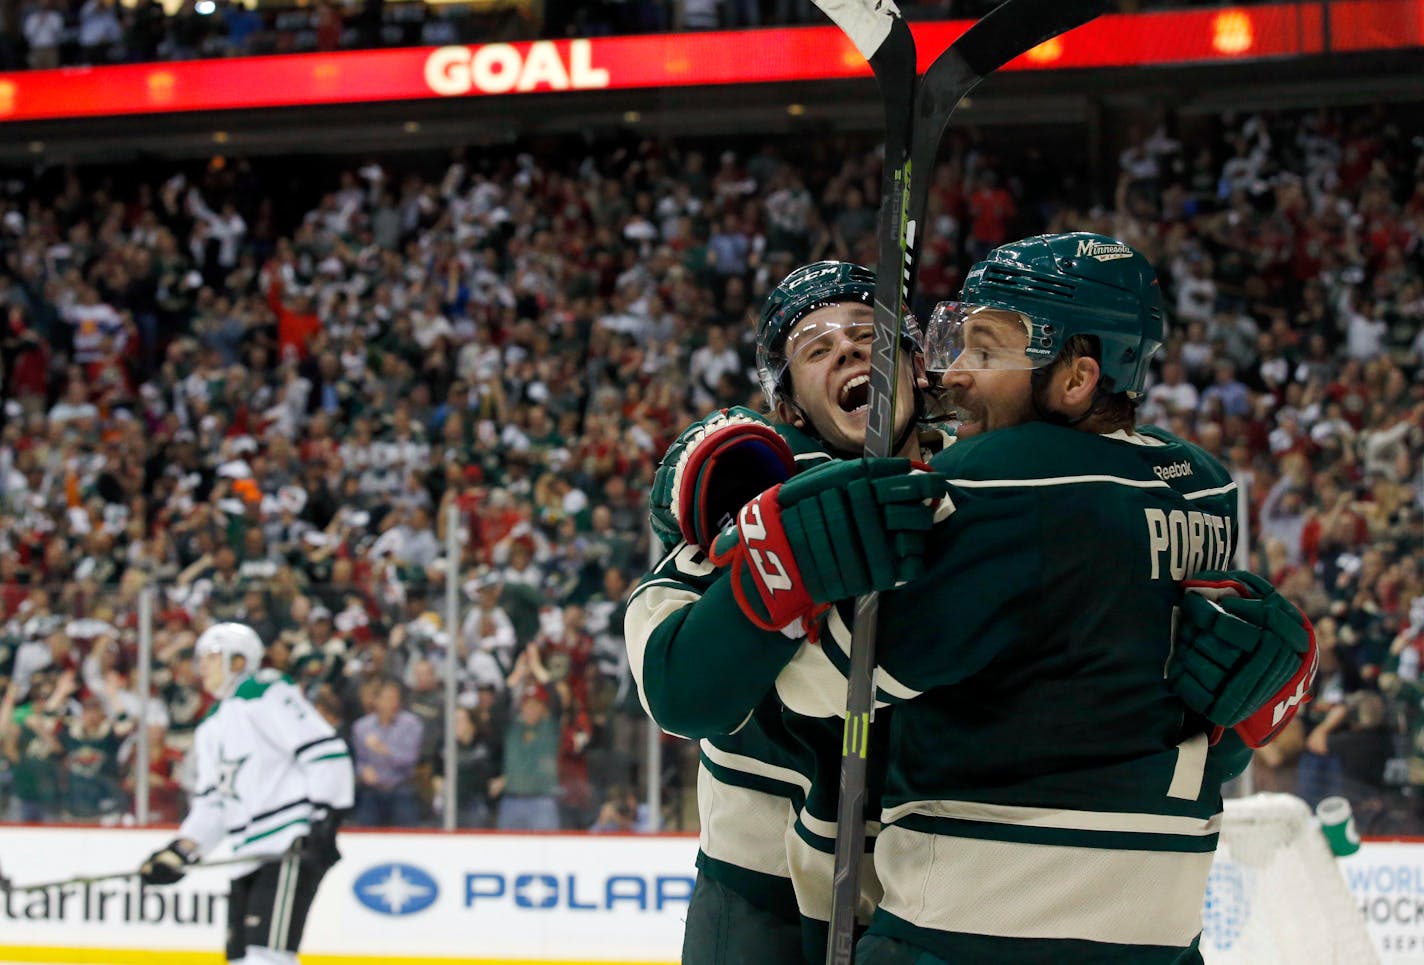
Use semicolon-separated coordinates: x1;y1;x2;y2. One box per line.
140;622;355;965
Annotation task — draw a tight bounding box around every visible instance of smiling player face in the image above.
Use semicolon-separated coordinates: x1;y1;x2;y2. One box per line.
777;303;921;455
930;306;1043;439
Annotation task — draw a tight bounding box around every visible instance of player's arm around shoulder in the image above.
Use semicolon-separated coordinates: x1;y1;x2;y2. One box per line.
625;541;802;739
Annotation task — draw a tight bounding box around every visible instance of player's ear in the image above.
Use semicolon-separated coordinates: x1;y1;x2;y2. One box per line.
1052;355;1101;416
774;399;802;427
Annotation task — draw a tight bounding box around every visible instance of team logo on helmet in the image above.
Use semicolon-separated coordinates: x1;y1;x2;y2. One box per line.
1074;239;1134;262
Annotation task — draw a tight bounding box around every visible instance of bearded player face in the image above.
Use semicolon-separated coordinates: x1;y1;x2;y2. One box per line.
934;307;1038;439
777;302;924;456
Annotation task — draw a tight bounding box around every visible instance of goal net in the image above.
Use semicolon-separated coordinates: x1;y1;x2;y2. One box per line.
1202;792;1377;964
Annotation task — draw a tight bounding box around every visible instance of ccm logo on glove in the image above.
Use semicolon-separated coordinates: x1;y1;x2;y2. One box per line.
740;501;795;594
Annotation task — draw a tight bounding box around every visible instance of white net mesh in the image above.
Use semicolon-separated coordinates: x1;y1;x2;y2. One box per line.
1202;793;1378;964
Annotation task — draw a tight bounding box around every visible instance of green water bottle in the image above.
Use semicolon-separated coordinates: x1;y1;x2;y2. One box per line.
1317;796;1361;857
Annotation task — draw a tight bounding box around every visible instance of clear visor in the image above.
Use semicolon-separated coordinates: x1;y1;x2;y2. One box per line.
758;310;921;405
924;302;1054;374
781;318;877;372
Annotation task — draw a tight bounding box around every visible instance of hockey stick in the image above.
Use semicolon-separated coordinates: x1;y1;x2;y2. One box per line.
813;3;1110;963
0;842;299;893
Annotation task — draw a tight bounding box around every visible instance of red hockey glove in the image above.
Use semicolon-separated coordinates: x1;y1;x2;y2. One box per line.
708;458;947;635
649;407;797;552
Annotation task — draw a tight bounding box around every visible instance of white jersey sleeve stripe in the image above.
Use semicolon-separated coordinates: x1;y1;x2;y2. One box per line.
950;474;1171;491
1182;482;1238;500
700;740;813;795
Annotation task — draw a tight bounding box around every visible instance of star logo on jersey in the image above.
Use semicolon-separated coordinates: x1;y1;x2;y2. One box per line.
352;863;440;917
215;746;249;802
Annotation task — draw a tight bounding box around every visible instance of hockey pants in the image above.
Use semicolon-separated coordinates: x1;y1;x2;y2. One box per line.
681;871;803;964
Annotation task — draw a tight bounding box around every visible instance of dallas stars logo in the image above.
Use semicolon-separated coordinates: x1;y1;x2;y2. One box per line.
216;746;249;802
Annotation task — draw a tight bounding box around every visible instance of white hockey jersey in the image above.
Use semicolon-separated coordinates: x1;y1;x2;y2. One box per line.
181;670;354;879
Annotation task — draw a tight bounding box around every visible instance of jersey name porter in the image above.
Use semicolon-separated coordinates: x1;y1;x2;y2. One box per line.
1144;507;1236;581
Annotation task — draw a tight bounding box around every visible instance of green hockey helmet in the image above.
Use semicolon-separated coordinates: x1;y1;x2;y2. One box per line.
755;260;921;407
925;232;1165;398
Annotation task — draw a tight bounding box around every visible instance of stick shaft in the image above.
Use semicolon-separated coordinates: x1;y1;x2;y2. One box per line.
822;4;1110;964
823;10;917;965
2;849;291;893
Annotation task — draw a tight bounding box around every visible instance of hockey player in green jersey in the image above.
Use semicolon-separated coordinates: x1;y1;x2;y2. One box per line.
831;232;1316;964
629;257;1314;964
630;261;946;965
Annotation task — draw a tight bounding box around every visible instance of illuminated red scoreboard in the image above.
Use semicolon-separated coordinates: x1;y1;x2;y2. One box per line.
0;0;1420;122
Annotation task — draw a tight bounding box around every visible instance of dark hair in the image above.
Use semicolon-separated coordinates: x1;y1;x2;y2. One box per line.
1033;334;1139;430
314;688;344;721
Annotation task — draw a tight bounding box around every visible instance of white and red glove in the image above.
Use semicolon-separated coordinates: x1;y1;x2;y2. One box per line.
649;406;797;553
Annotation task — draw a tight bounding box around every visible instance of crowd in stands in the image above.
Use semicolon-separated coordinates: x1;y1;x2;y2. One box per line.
0;98;1421;834
1;0;1284;73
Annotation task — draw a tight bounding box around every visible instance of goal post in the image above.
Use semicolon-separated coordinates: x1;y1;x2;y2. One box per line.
1203;793;1378;963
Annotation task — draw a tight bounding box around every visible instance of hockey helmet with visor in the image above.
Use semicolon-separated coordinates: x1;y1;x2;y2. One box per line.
925;232;1165;398
756;260;922;409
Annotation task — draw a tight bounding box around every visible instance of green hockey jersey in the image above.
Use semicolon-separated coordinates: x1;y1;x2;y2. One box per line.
626;423;914;959
626;538;808;925
626;426;838;939
860;423;1252;963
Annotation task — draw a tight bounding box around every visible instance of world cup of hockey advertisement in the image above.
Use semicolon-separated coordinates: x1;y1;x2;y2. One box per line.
1340;844;1424;963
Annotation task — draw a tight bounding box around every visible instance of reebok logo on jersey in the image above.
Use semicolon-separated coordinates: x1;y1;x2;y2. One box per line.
1075;239;1134;262
1152;461;1194;481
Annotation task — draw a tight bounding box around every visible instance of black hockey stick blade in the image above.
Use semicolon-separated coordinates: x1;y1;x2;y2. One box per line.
904;0;1112;310
952;0;1108;86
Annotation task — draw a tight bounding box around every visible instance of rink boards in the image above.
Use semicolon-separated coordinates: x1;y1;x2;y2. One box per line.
0;826;1421;964
0;826;696;964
